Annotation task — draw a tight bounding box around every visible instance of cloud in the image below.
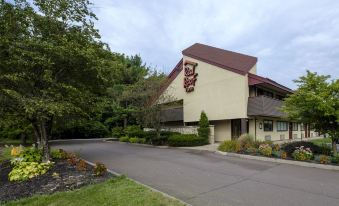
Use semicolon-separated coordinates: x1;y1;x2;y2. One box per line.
92;0;339;89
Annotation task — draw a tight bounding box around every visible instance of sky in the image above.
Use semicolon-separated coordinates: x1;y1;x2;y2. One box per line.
92;0;339;89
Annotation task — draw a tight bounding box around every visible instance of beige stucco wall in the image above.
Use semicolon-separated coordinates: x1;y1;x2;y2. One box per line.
213;120;231;142
163;56;256;122
249;64;257;74
249;118;317;141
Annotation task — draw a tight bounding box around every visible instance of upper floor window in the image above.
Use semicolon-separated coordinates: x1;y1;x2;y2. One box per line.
277;121;288;131
292;122;298;131
257;88;273;98
264;120;273;131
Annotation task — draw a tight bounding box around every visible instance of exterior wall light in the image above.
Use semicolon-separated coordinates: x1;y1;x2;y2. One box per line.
259;122;263;129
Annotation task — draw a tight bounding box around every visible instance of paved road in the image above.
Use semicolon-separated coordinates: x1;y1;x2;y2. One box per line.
52;140;339;206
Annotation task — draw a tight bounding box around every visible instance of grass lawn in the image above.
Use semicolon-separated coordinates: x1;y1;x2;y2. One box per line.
3;176;186;206
310;138;332;146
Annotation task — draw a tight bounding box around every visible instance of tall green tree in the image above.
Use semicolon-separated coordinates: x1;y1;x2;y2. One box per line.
198;111;210;140
282;71;339;154
0;0;108;161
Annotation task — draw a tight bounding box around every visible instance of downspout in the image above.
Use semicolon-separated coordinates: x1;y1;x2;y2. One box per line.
254;118;257;141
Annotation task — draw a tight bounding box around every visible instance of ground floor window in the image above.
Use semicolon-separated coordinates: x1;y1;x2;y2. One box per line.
292;122;298;131
263;120;273;131
277;121;288;131
300;123;305;131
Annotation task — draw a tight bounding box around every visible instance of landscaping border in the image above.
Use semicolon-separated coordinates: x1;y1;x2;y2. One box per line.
216;151;339;171
83;159;191;206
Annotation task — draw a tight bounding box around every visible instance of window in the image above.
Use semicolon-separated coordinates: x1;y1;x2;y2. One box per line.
277;121;288;131
257;88;273;98
300;123;305;131
264;120;273;131
292;122;298;131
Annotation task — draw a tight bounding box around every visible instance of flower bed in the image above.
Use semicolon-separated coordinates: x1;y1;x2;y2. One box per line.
218;135;339;166
0;146;112;203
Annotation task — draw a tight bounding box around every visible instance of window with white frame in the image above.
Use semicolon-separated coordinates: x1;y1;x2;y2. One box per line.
277;121;288;131
292;122;298;131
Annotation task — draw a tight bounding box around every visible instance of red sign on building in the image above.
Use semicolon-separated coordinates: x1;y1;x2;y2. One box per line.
183;61;198;92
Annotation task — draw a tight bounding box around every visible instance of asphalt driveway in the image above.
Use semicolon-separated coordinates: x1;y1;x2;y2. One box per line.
51;140;339;206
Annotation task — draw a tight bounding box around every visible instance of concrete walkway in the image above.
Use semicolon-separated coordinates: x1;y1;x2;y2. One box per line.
52;140;339;206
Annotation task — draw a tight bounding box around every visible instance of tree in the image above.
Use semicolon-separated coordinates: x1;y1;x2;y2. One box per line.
0;0;108;161
138;74;173;139
198;111;210;140
282;71;339;154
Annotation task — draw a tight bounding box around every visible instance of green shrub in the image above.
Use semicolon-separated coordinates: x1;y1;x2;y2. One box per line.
331;154;339;164
112;127;124;138
168;134;208;147
314;155;330;164
272;150;282;158
139;138;146;144
93;162;107;176
144;131;180;145
237;134;254;151
282;141;325;156
318;144;332;156
218;140;240;153
258;144;272;157
245;147;258;155
50;149;66;159
198;111;210;140
292;146;313;161
119;136;129;142
9;161;54;181
19;147;42;162
129;137;139;143
124;125;144;138
52;120;109;139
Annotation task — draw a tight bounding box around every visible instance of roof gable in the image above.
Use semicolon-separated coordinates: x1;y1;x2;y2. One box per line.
182;43;257;75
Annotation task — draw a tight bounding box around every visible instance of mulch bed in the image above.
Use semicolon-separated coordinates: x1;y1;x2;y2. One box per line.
0;159;113;202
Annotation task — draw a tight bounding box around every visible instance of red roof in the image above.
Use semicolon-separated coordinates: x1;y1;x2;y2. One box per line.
158;43;292;97
248;73;293;93
182;43;257;75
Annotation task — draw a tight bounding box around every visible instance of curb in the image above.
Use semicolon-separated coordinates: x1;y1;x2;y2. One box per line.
216;151;339;171
82;159;191;206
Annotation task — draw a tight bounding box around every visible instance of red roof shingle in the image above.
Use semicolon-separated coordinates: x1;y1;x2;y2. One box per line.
182;43;257;75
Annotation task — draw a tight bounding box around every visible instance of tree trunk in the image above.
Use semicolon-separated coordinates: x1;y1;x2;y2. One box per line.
40;120;50;162
31;118;53;162
332;140;337;156
31;122;41;148
20;133;27;145
123;117;127;128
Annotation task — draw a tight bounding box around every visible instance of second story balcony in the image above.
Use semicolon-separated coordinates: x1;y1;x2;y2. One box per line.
247;95;285;117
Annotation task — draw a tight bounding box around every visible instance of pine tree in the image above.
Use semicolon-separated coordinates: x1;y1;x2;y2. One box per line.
198;111;210;140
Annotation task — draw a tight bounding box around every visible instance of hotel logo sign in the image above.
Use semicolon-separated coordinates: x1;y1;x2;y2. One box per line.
183;60;198;93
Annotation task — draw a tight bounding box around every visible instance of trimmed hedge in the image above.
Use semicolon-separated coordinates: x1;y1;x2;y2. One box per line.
282;141;331;156
144;131;180;145
168;134;208;147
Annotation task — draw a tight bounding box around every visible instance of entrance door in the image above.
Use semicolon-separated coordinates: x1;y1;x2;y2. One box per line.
231;119;241;140
289;122;293;139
